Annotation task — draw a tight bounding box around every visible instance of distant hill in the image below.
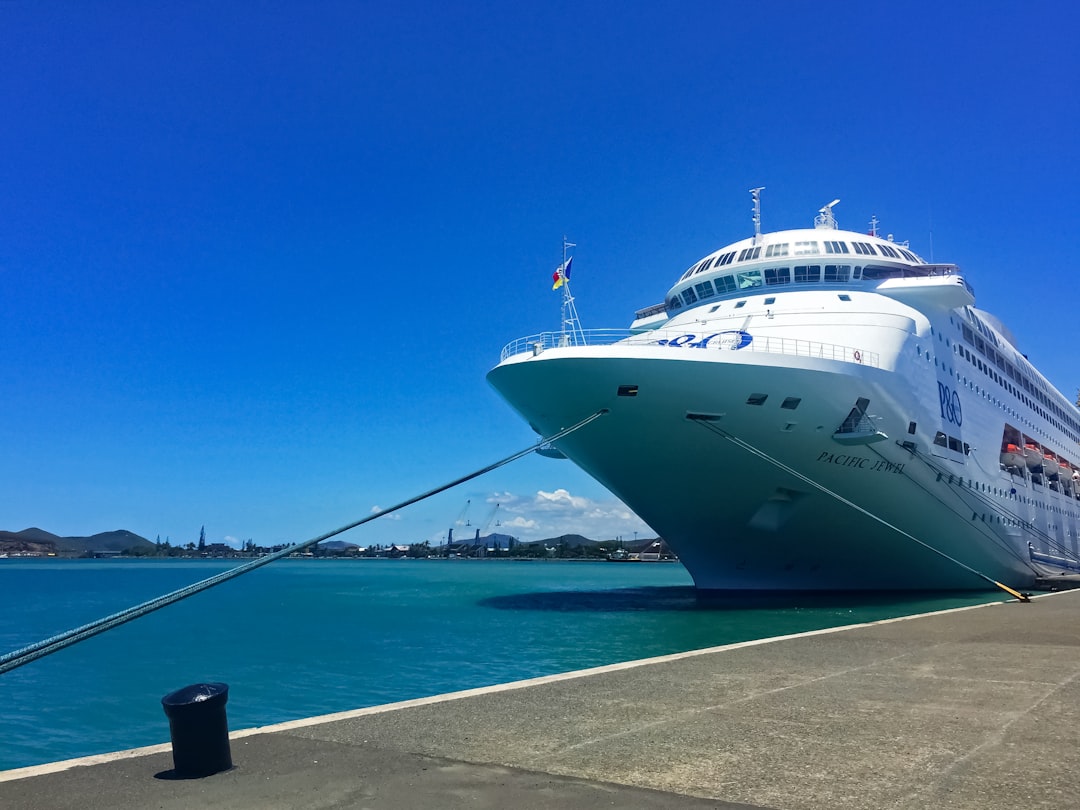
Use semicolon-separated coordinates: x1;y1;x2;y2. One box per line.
318;539;359;551
55;530;156;554
0;528;155;556
3;527;63;544
529;534;662;550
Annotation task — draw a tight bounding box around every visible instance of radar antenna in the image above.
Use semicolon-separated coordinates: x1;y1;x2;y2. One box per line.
750;187;764;244
814;199;840;230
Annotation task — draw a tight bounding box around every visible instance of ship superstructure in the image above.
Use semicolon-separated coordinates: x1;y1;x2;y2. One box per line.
488;194;1080;591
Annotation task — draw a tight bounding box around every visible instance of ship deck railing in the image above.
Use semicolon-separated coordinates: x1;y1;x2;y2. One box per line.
500;329;880;367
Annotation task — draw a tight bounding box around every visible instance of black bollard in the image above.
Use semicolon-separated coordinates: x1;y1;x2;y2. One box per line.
161;682;232;777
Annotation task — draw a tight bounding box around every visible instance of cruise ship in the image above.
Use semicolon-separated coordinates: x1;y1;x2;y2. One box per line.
487;193;1080;592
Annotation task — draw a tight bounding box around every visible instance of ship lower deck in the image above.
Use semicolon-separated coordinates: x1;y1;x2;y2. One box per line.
489;347;1042;591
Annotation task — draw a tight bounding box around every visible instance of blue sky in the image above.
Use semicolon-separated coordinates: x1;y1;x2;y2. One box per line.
2;1;1076;549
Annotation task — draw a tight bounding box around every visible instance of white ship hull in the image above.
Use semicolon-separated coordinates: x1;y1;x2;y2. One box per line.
489;210;1080;591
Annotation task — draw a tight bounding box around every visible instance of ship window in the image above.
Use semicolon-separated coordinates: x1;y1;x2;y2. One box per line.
908;421;917;434
948;437;963;452
714;275;737;294
838;294;851;301
693;259;713;276
717;251;736;266
764;297;776;305
861;264;904;279
900;249;919;262
734;301;746;308
852;266;863;280
824;241;850;254
781;397;801;410
794;241;818;255
878;244;900;258
746;393;768;406
709;304;721;312
824;264;850;282
852;242;877;256
694;281;715;299
764;267;790;286
765;243;789;257
794;265;820;282
737;269;763;289
617;385;639;397
681;287;698;306
668;297;682;310
933;431;948;447
737;247;761;262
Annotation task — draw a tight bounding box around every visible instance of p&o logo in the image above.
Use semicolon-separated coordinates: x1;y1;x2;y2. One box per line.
937;382;963;426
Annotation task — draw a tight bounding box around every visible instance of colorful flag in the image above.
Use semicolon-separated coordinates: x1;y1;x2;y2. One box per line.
551;256;572;290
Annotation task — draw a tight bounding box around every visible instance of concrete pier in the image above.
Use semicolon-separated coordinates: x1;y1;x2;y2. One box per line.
4;589;1080;810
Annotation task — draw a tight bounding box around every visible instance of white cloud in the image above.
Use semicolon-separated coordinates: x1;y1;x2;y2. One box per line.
489;487;653;543
370;506;402;521
502;516;538;530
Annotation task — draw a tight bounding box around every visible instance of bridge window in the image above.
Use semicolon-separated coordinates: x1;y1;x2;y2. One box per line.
824;264;851;282
764;267;791;286
714;275;737;294
765;243;789;257
794;265;821;282
824;241;849;254
852;242;877;256
694;281;715;299
737;270;763;289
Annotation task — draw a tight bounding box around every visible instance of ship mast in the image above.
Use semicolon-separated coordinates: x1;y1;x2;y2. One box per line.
557;236;583;346
750;187;764;244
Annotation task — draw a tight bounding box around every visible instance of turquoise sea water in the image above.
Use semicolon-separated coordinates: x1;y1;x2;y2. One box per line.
0;558;1005;771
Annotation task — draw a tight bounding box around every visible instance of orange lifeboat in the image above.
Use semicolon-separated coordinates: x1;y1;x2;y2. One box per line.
1043;452;1060;478
1024;441;1044;471
1000;443;1023;469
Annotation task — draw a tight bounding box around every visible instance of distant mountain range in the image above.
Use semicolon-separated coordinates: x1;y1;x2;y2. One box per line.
0;528;155;555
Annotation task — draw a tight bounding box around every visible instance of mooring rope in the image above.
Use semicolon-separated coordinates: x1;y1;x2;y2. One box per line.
689;417;1030;602
0;409;608;676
